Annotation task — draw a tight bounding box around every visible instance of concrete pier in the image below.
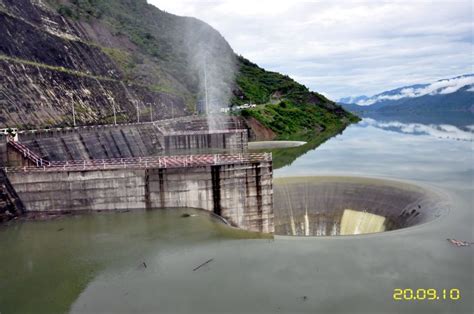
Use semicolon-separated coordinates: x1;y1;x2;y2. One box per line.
0;169;25;221
0;118;274;233
6;154;274;233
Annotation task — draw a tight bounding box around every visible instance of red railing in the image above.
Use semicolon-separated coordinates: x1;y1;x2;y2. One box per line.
6;137;51;167
3;153;272;173
161;129;247;136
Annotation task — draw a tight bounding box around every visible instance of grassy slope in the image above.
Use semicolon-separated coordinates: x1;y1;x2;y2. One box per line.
236;57;359;141
235;57;310;105
46;0;359;144
234;57;359;168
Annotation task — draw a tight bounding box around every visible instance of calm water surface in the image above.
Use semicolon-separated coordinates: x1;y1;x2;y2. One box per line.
0;117;472;314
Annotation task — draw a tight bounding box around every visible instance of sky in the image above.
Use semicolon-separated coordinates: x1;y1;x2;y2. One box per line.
149;0;473;100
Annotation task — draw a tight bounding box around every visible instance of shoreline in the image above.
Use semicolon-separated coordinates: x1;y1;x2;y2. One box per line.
248;140;307;149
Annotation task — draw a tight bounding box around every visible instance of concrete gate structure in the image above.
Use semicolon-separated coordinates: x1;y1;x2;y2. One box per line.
0;118;274;233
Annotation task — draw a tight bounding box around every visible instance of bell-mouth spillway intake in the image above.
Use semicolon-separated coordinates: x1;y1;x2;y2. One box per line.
273;176;448;236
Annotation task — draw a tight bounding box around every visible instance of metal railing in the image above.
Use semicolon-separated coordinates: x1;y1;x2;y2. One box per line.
6;137;51;167
3;153;272;173
161;129;247;136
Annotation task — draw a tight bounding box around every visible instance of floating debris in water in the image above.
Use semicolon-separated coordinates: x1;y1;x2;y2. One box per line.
57;228;64;232
447;238;472;247
193;258;214;271
181;213;197;218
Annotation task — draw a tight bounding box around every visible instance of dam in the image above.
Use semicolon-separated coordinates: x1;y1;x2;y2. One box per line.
0;117;273;233
0;116;247;165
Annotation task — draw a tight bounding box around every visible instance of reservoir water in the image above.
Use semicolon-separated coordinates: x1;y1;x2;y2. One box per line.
0;117;472;313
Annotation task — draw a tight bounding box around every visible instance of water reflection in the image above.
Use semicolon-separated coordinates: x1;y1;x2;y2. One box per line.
361;118;473;141
255;113;473;170
275;118;473;187
358;111;474;129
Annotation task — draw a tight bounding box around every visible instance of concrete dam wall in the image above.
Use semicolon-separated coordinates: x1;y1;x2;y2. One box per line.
273;177;447;236
0;117;270;233
6;157;273;233
0;169;25;222
0;118;248;166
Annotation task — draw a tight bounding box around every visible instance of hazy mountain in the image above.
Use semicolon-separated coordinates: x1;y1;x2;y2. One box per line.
339;74;474;115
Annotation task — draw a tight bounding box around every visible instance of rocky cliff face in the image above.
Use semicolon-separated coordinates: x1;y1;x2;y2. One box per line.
0;0;355;134
0;0;207;128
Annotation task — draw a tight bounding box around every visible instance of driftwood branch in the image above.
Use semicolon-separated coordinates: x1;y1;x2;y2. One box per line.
193;258;214;271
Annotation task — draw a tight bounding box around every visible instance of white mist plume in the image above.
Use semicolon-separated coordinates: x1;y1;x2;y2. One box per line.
183;18;237;130
357;75;474;106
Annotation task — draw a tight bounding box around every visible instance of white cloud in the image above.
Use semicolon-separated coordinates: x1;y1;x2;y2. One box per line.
357;75;474;105
213;0;295;16
363;118;474;141
149;0;473;100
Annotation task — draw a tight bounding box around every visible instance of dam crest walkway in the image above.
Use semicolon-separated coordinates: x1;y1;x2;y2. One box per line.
4;135;270;173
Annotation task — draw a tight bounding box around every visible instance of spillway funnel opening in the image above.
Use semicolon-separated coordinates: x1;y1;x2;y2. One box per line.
273;177;447;236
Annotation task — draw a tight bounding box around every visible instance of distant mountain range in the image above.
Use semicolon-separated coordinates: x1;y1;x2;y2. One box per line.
339;74;474;114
